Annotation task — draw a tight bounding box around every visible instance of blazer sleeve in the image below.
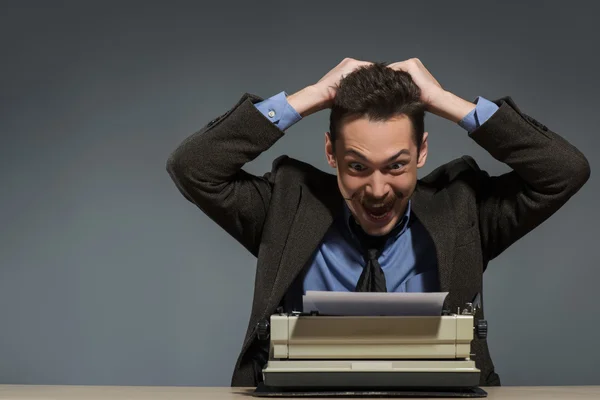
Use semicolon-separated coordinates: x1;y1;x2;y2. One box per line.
464;96;591;265
166;92;287;257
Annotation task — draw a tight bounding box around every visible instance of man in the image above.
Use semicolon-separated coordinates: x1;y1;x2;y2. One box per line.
166;58;590;387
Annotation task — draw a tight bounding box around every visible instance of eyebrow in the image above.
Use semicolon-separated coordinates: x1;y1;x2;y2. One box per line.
345;149;410;163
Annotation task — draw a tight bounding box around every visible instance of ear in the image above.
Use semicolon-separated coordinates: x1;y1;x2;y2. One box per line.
416;131;428;168
325;131;337;168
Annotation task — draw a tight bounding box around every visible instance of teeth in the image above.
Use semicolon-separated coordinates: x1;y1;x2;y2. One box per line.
370;213;388;219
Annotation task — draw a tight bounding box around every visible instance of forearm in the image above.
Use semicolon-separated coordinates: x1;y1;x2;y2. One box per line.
429;90;477;124
470;98;590;197
167;86;326;185
167;93;285;186
431;89;589;195
286;85;330;118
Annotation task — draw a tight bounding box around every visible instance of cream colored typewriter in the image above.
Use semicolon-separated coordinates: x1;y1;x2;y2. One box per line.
257;302;487;390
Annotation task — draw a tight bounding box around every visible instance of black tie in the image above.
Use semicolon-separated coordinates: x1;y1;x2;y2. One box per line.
356;245;387;292
350;220;390;292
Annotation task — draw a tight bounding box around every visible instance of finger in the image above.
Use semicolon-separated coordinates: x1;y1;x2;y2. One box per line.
346;61;373;76
353;60;374;70
388;60;411;72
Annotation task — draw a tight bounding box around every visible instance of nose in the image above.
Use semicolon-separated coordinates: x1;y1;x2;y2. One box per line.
365;171;390;200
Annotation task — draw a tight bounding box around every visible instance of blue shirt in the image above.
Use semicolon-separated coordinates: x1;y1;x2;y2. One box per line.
253;90;499;311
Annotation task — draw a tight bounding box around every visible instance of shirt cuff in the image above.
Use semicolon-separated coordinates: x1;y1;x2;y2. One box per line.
253;90;302;131
458;96;499;133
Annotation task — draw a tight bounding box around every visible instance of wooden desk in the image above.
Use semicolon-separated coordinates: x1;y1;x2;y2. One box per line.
0;386;599;399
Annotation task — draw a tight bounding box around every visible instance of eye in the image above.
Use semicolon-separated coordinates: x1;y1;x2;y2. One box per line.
388;162;406;170
349;162;367;171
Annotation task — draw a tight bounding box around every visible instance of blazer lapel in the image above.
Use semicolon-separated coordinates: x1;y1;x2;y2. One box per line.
410;181;457;306
268;174;343;313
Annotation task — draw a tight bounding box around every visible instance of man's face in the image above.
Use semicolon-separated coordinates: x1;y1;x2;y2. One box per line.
325;114;428;236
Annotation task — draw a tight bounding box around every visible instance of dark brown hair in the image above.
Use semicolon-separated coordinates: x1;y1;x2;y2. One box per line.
329;62;426;154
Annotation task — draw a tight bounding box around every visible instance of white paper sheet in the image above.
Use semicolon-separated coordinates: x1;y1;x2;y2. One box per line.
302;290;449;316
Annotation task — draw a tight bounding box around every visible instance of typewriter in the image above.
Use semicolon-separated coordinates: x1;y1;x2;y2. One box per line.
253;300;488;397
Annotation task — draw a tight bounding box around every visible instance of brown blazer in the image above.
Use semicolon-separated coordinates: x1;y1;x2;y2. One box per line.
166;92;590;387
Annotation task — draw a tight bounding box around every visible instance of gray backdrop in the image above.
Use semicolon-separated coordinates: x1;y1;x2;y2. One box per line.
1;0;598;387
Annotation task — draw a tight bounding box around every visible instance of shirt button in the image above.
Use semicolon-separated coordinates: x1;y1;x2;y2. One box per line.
268;110;276;118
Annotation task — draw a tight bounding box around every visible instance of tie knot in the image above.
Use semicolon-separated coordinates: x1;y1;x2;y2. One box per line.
366;247;381;260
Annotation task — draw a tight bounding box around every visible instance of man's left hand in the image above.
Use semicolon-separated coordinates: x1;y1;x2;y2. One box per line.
388;58;475;123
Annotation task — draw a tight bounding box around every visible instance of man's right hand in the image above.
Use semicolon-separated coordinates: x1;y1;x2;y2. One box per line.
287;58;373;118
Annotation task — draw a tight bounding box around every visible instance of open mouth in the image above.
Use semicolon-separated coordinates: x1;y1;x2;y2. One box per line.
362;200;395;222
